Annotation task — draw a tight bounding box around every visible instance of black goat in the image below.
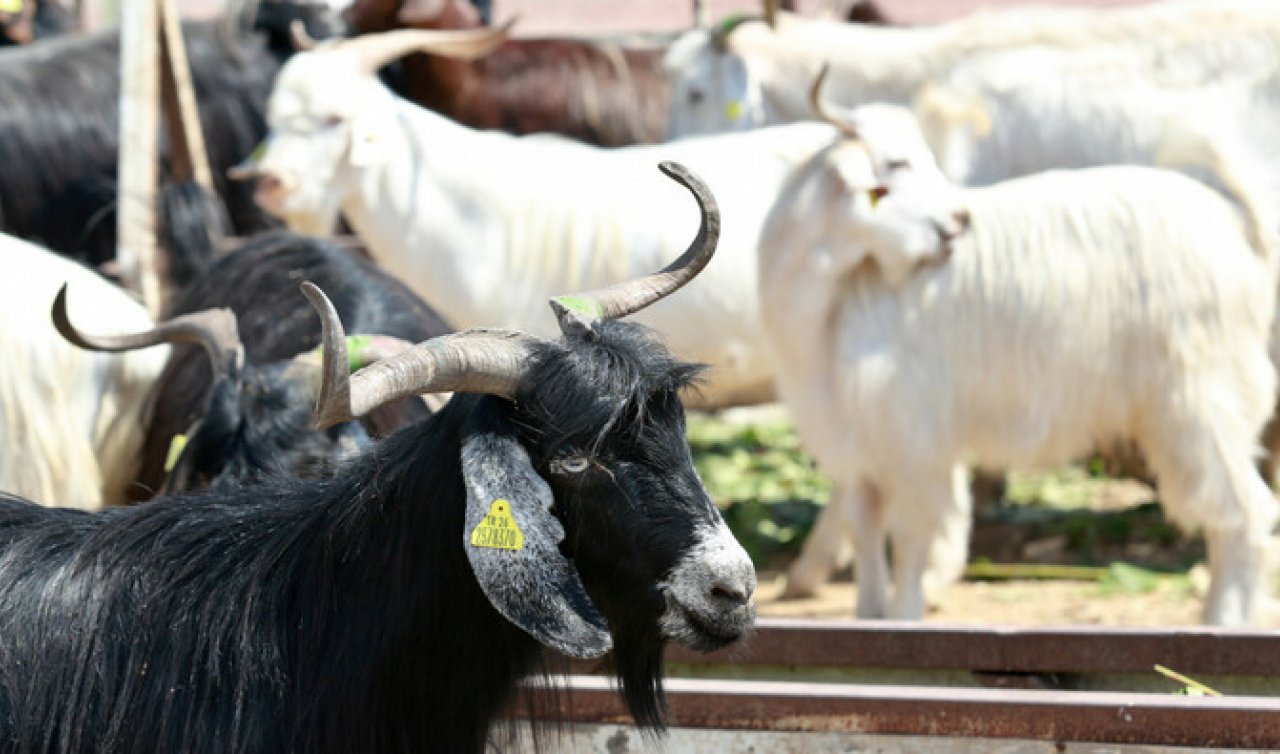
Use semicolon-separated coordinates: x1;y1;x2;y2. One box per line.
0;1;344;277
55;230;452;500
0;162;755;753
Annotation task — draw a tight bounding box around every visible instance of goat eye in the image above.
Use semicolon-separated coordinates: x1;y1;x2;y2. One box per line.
868;186;889;208
323;114;343;128
688;89;705;105
549;456;591;475
886;158;911;170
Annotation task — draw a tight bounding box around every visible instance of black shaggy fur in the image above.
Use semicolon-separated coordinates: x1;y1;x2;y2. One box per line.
0;319;725;753
132;231;452;499
0;1;341;272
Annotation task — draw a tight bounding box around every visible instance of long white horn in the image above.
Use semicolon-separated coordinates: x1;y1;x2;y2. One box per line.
334;17;516;76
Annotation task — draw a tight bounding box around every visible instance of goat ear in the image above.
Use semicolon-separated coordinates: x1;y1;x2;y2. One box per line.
460;404;612;659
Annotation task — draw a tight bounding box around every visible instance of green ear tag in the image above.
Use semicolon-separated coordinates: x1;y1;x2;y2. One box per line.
247;139;267;163
551;295;604;319
470;499;525;551
345;334;375;372
164;434;188;473
716;12;753;37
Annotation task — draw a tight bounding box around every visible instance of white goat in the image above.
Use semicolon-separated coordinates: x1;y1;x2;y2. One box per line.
664;0;1280;140
0;234;169;508
914;44;1280;190
238;27;846;408
760;101;1280;625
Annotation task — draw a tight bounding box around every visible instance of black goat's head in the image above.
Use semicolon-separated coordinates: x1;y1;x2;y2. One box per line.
236;0;350;58
307;162;756;725
50;288;413;495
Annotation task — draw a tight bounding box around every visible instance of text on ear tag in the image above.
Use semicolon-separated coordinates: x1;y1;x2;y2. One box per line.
470;499;525;550
164;434;188;473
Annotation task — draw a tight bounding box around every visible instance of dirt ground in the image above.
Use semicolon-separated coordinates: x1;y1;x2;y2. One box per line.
752;480;1215;627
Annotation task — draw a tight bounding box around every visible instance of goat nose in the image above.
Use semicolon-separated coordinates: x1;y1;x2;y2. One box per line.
709;576;754;607
952;208;971;231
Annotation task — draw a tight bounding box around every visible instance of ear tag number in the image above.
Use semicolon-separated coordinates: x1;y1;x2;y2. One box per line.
470;499;525;551
724;100;744;120
164;434;188;473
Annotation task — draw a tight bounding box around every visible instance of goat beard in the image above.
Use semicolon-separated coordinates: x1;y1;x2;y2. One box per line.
609;625;668;731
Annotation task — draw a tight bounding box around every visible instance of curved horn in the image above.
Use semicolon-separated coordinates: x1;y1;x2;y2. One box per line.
52;284;244;375
302;282;540;428
763;0;780;27
809;63;858;138
289;19;318;51
335;17;515;76
549;160;720;336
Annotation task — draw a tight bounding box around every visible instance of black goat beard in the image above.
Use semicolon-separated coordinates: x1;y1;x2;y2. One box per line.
610;626;668;731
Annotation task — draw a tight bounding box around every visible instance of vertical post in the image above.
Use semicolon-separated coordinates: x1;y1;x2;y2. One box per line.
693;0;709;28
117;0;162;317
158;0;213;193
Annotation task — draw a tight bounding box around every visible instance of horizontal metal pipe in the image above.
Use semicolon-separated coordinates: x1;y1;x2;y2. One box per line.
525;675;1280;748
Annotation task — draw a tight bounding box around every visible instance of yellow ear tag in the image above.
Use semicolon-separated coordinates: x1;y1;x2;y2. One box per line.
164;434;188;473
724;100;744;121
0;0;24;13
470;499;524;551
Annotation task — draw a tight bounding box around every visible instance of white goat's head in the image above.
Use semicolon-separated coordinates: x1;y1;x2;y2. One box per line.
663;18;773;138
796;69;969;286
230;24;511;235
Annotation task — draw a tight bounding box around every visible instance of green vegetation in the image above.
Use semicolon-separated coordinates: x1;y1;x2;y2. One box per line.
686;413;828;569
688;410;1203;581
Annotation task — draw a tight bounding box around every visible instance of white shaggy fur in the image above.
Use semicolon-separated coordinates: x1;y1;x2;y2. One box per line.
664;0;1280;140
247;36;839;408
914;45;1280;192
759;126;1280;625
0;235;169;508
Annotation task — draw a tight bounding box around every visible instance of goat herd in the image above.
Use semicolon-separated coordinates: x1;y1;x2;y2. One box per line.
1;0;1279;749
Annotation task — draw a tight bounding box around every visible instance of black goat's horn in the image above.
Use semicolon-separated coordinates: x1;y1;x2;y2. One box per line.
549;161;720;337
302;282;540;429
52;283;244;376
809;63;858;139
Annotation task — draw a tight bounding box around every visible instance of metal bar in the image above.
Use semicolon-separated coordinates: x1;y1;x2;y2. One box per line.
661;618;1280;676
528;675;1280;748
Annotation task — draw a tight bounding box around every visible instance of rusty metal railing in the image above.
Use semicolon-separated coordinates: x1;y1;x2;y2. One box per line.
526;618;1280;749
